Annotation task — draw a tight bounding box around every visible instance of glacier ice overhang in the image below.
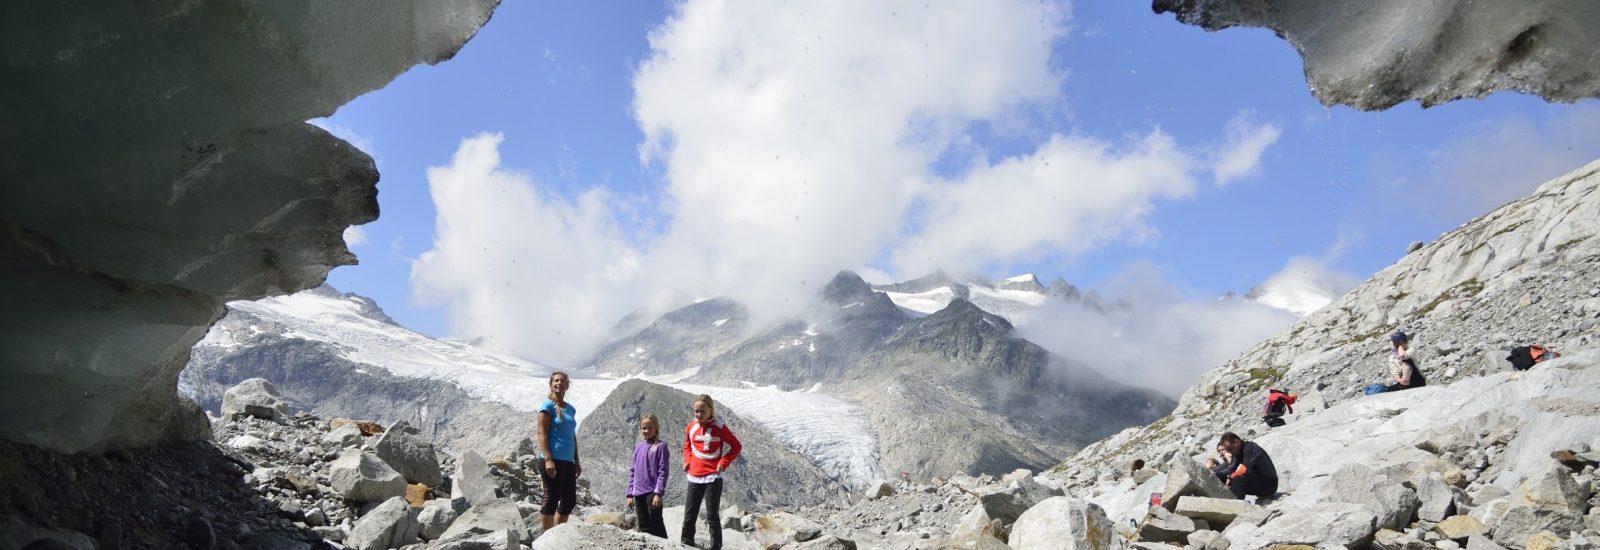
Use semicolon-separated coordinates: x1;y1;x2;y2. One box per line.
1153;0;1600;110
0;1;500;453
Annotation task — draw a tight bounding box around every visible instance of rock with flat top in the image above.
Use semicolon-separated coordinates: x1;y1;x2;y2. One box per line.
330;449;406;504
1161;457;1234;511
222;378;289;421
1175;496;1256;529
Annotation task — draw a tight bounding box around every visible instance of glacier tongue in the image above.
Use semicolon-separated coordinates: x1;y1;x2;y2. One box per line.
0;1;501;453
1154;0;1600;110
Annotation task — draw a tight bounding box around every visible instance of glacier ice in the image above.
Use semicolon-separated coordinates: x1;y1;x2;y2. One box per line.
0;0;501;452
1154;0;1600;110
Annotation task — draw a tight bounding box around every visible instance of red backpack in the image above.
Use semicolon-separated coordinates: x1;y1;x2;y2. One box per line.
1263;389;1297;426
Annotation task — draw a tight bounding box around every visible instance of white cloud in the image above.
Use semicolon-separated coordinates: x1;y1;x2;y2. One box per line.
411;1;1285;366
342;226;368;248
1211;112;1282;185
631;0;1072;319
889;131;1196;277
1016;262;1298;396
1413;104;1600;222
410;133;644;363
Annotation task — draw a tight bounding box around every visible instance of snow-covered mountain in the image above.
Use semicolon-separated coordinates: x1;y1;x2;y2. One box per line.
582;271;1175;479
871;270;1094;323
181;285;882;492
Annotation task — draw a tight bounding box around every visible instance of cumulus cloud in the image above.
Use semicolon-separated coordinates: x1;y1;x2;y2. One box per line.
411;0;1285;366
1412;105;1600;223
1016;262;1298;396
410;134;644;363
889;131;1195;277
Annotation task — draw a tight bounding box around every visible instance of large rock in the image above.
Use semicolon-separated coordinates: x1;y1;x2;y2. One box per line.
1160;457;1234;511
1151;0;1600;110
437;498;530;548
1138;506;1197;543
450;451;498;507
529;522;680;549
1417;474;1459;523
417;499;461;541
221;378;289;421
418;526;518;550
323;423;365;448
1516;465;1586;517
330;449;407;504
1174;497;1257;529
0;0;501;455
973;477;1064;525
1373;529;1433;550
1435;516;1488;542
346;497;419;550
1477;465;1588;547
947;504;1007;550
1008;496;1125;550
1324;466;1414;530
753;512;824;548
373;421;443;487
1221;502;1377;550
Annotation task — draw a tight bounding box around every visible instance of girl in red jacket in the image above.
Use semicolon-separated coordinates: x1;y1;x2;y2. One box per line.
680;394;741;550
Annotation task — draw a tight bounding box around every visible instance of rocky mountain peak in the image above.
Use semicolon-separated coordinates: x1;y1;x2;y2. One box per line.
997;273;1046;293
820;270;876;305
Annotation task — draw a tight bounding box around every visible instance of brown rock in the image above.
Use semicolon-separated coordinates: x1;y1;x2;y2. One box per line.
330;418;385;436
1434;515;1488;541
1524;531;1562;550
405;483;429;508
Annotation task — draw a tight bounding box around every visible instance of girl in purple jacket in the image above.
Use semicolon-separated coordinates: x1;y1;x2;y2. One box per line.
627;414;670;539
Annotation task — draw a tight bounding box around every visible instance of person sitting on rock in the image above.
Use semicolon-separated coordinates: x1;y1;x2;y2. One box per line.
1218;432;1277;500
1385;330;1426;392
1206;443;1234;484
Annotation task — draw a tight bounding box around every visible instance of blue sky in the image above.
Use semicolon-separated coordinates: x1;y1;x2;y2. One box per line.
318;0;1600;368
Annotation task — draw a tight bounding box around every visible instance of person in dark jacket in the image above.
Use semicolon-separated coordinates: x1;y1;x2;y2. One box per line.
1218;432;1277;500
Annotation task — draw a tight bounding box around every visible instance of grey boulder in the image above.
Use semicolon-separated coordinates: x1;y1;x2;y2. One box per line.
450;451;497;507
1138;506;1197;543
221;378;288;421
1161;457;1234;511
418;499;462;541
373;421;443;487
322;423;364;448
1008;496;1126;550
330;449;407;504
972;476;1063;525
346;496;419;550
1222;502;1377;550
1326;464;1421;531
1174;496;1257;529
438;498;530;548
